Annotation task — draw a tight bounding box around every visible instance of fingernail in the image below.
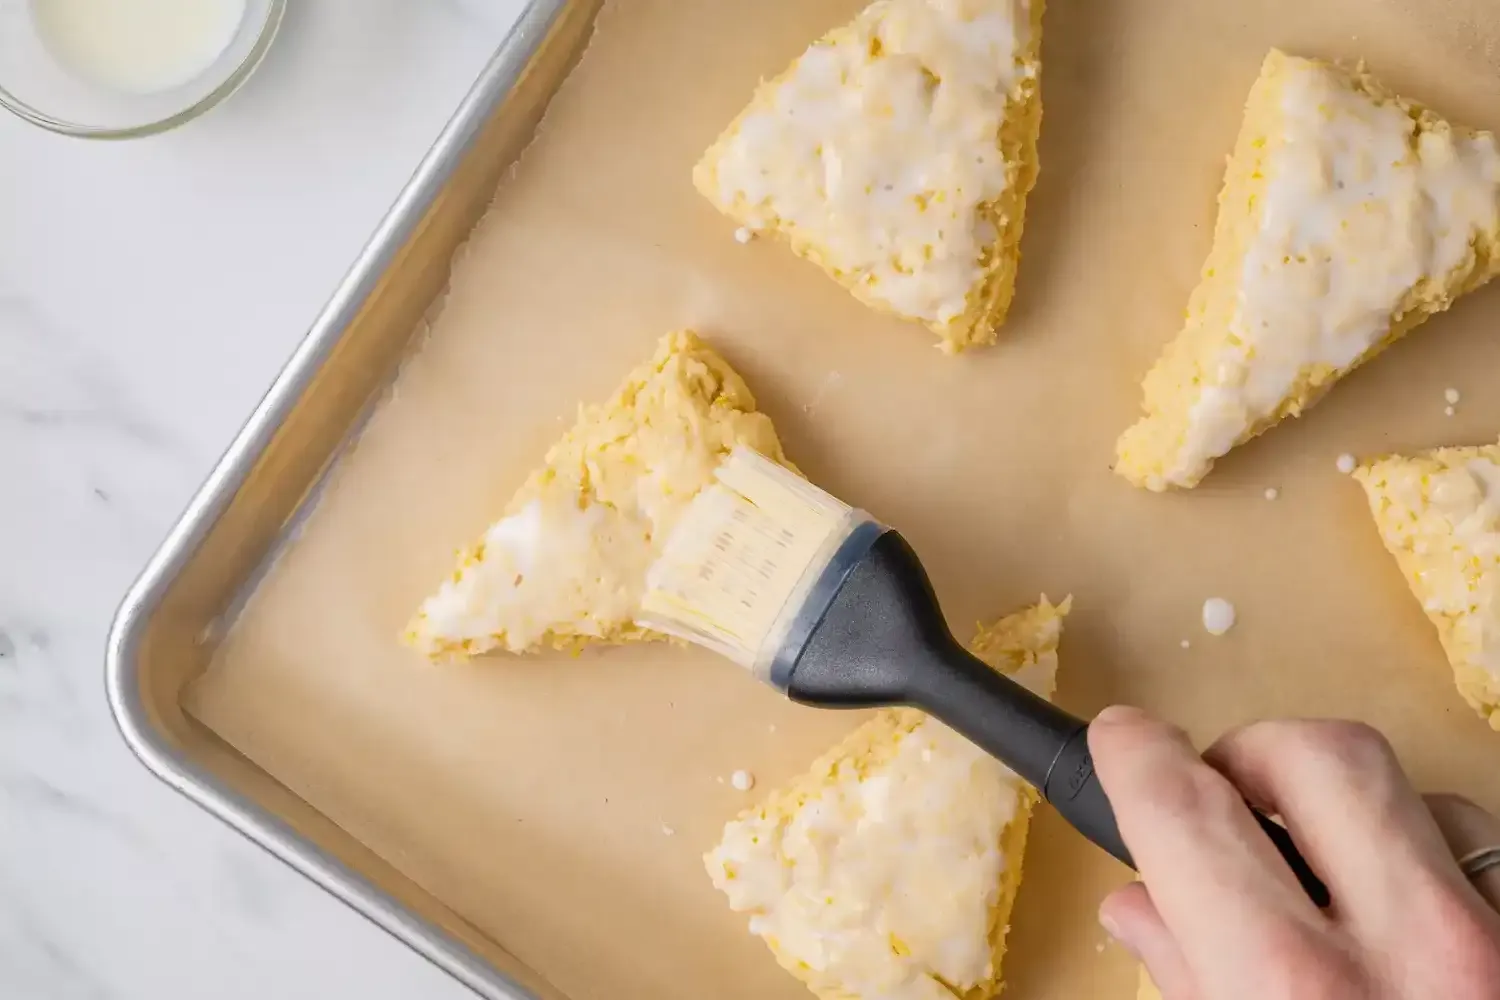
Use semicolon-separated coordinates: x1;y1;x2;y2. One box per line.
1094;704;1149;727
1098;911;1141;959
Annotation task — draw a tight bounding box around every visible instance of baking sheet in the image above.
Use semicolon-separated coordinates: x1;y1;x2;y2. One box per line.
188;1;1500;997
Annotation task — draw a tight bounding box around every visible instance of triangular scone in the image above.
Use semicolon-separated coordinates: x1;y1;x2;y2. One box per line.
706;598;1068;1000
1116;51;1500;490
694;0;1045;353
1354;439;1500;729
405;331;790;660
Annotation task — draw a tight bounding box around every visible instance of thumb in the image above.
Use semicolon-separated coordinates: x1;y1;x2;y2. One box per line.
1101;882;1199;1000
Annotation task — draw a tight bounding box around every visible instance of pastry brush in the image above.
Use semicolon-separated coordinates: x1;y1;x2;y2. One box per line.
638;446;1328;905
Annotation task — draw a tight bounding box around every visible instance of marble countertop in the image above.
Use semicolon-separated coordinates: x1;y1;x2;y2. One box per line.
1;3;531;996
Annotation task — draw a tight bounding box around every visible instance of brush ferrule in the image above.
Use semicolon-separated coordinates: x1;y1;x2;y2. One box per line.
765;517;885;690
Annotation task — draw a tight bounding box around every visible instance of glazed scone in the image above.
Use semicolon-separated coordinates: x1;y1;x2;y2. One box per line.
1116;51;1500;490
694;0;1045;353
405;331;790;660
706;598;1068;1000
1354;439;1500;729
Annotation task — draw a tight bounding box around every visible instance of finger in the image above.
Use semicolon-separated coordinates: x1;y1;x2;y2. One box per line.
1090;706;1323;983
1204;721;1460;933
1426;794;1500;914
1100;882;1197;1000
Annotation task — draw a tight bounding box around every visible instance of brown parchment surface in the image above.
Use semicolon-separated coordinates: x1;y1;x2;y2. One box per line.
188;1;1500;997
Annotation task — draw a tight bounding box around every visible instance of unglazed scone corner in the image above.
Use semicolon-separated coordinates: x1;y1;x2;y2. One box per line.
1116;49;1500;490
1354;438;1500;729
694;0;1046;353
705;597;1069;1000
404;330;790;660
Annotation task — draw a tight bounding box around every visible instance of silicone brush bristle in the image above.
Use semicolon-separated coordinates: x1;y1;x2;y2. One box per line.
638;447;857;678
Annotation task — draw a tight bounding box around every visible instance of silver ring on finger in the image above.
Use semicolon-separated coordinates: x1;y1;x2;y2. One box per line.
1459;846;1500;881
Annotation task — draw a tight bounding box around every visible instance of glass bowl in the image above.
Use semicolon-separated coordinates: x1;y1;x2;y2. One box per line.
0;0;285;139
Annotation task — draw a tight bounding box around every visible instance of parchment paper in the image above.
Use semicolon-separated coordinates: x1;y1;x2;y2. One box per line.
188;1;1500;997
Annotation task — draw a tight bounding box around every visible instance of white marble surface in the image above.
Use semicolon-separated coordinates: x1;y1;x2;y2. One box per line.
0;2;532;996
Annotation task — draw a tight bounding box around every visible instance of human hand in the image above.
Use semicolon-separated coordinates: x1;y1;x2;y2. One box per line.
1088;706;1500;999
